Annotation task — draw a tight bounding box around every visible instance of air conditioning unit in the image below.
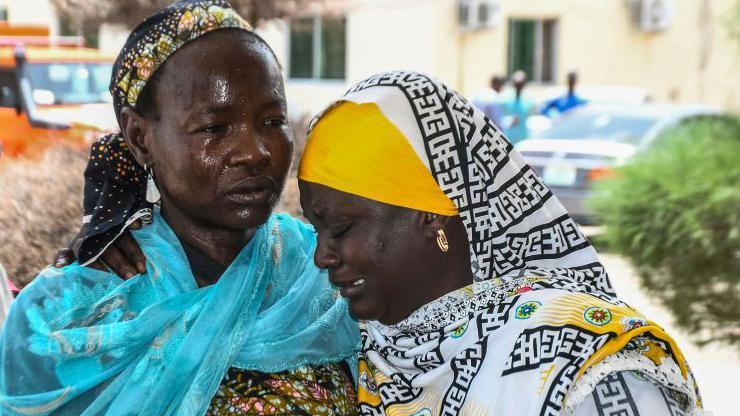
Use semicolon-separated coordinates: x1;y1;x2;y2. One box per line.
628;0;673;32
459;0;501;31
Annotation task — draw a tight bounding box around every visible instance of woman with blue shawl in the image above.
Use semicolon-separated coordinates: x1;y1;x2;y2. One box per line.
0;1;358;415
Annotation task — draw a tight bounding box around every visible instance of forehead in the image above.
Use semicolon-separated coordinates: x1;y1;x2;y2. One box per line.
299;181;396;220
300;181;359;213
301;181;353;208
155;31;282;104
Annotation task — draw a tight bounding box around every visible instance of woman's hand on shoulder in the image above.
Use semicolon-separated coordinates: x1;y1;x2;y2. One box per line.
53;221;147;279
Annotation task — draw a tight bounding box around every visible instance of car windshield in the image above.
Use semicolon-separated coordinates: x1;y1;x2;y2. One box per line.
533;111;658;145
27;63;112;105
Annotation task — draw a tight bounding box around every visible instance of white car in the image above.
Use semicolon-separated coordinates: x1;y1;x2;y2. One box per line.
516;103;720;224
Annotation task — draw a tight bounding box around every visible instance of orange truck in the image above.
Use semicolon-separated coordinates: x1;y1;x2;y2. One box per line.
0;23;117;159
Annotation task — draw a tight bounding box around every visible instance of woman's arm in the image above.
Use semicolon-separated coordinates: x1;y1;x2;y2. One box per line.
53;134;149;279
54;225;146;279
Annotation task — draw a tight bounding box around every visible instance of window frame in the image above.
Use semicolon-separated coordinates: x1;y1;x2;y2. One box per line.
287;16;347;82
507;18;559;84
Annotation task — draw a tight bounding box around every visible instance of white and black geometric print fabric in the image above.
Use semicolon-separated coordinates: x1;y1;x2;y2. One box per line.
572;370;694;416
344;71;610;294
502;325;611;376
591;372;640;416
503;324;613;415
658;385;689;416
440;339;487;415
325;71;698;416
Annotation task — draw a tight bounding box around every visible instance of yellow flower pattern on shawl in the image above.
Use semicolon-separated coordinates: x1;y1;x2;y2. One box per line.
358;357;493;416
535;292;689;381
356;282;696;414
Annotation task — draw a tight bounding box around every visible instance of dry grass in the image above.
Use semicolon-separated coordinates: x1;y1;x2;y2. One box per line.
0;146;86;287
274;112;311;219
275;176;302;218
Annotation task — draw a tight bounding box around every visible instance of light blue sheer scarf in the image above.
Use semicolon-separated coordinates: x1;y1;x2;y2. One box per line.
0;211;360;415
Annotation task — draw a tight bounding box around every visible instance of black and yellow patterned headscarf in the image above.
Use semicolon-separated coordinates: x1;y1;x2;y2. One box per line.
110;0;251;121
75;0;253;263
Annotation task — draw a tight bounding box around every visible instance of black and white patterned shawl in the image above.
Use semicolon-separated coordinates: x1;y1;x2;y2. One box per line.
312;70;613;296
308;71;698;416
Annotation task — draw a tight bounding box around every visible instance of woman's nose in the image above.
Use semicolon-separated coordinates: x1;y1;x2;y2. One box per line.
230;128;271;169
314;237;340;270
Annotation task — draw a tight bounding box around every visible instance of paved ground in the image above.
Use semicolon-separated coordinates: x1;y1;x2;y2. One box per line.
600;253;739;415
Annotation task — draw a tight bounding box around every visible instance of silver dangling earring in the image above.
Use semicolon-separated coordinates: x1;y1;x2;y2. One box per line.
144;163;161;204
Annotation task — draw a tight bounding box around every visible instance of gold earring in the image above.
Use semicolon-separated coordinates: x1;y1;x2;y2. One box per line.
436;229;449;253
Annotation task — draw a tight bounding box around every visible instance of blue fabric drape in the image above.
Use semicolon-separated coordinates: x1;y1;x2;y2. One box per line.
0;211;359;415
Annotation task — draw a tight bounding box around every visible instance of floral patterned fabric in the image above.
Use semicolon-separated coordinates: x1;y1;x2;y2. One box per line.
208;364;357;415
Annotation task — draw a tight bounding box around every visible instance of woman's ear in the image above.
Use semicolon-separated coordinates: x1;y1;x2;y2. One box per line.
120;106;152;168
418;212;453;240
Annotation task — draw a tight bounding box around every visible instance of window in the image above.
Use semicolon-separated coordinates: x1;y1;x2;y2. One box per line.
507;19;557;83
458;0;501;30
0;70;19;108
26;63;113;105
459;2;472;26
59;16;99;49
289;17;346;80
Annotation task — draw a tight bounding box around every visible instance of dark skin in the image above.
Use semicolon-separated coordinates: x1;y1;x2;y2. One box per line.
298;180;472;325
55;30;293;284
514;77;526;99
567;71;578;95
54;38;470;323
491;76;504;93
53;30;469;324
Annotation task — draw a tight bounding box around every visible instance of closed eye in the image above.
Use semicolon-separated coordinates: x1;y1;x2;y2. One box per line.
330;223;352;238
198;123;229;136
263;117;288;128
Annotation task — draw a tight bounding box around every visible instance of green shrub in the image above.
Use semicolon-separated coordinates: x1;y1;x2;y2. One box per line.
590;116;740;349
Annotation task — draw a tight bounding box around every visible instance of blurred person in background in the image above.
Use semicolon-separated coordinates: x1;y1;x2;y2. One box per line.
472;75;505;127
502;70;535;144
540;70;588;118
0;1;358;415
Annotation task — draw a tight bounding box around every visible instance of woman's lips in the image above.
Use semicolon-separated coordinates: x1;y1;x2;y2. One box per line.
225;188;274;204
334;278;367;298
225;176;276;204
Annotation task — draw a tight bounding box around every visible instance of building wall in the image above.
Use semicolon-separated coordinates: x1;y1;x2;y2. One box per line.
85;0;740;115
261;0;458;115
271;0;740;116
0;0;59;35
97;23;130;56
460;0;740;110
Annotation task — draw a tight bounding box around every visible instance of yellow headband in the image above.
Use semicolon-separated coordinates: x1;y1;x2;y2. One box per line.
298;101;458;216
